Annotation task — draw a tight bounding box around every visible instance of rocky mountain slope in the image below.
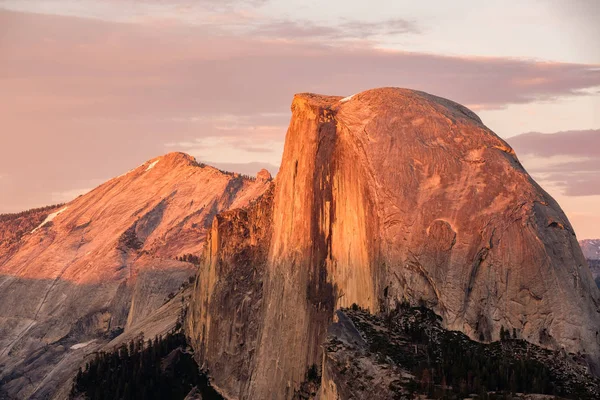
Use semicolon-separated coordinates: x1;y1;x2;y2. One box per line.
0;153;271;399
580;240;600;288
0;205;64;264
581;239;600;260
321;305;600;399
187;88;600;400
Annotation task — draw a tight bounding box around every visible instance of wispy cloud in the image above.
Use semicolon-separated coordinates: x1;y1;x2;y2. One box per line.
251;18;420;40
508;130;600;196
51;187;94;203
2;9;599;123
1;8;599;216
165;136;284;166
507;130;600;158
0;0;268;23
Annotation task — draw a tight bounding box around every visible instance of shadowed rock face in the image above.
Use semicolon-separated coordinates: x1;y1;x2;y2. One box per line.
187;88;600;399
0;152;270;399
321;307;600;400
187;186;274;399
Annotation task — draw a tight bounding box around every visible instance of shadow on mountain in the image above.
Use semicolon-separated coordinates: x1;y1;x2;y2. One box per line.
0;268;194;399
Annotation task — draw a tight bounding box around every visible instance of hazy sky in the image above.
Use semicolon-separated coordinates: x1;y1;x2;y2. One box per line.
0;0;599;238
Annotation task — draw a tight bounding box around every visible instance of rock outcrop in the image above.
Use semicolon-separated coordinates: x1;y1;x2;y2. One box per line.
0;152;270;399
256;169;273;183
187;88;600;399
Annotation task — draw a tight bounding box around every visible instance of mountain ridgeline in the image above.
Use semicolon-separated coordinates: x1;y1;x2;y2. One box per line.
0;87;599;400
580;239;600;288
0;154;272;399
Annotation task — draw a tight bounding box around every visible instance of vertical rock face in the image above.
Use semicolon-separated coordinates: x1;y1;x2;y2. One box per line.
187;88;600;399
187;186;273;398
0;152;270;399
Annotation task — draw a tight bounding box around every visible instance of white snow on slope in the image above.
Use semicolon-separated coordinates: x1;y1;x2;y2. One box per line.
70;340;95;350
340;94;356;103
145;160;160;171
31;207;68;233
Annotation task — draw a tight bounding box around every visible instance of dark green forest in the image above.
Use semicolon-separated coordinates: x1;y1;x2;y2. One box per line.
349;303;600;399
70;330;222;400
69;302;600;399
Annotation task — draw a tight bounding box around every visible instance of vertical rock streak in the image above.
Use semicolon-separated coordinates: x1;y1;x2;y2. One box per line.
187;88;600;399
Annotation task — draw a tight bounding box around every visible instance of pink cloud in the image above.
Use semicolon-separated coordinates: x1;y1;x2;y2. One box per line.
1;9;600;212
251;18;420;40
508;130;600;196
508;130;600;158
2;10;600;120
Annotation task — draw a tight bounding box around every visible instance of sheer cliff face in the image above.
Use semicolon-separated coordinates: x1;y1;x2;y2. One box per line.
187;88;600;399
187;187;274;398
0;152;270;399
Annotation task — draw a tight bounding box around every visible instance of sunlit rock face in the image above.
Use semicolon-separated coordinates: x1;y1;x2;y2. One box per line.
0;152;270;399
187;88;600;399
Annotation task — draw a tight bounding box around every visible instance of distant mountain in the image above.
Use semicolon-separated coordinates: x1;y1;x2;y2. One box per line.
579;240;600;289
0;153;272;399
580;239;600;260
209;161;279;178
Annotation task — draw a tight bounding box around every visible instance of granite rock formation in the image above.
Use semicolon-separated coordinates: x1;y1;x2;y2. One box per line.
187;88;600;399
0;153;270;399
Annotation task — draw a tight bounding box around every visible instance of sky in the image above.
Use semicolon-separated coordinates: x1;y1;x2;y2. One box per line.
0;0;599;239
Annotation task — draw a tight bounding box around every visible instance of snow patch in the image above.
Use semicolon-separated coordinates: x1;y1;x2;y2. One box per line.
70;340;95;350
340;94;356;103
31;207;68;233
145;160;160;171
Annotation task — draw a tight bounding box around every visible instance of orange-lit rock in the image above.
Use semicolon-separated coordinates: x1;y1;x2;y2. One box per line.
187;88;600;399
0;152;269;399
256;168;273;183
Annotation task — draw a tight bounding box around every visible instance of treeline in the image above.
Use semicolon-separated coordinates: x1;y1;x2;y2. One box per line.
402;307;576;398
0;204;67;247
415;332;553;397
350;303;599;399
195;161;257;181
0;203;64;223
70;330;223;400
176;253;201;265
